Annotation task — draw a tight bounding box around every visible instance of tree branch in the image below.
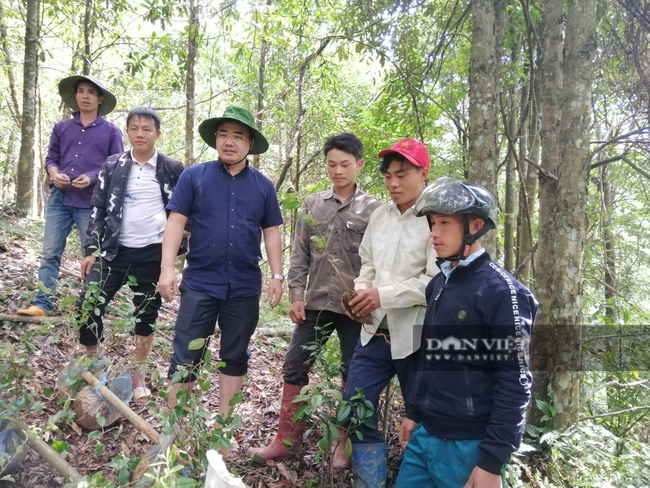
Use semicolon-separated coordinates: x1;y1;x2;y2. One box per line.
622;156;650;179
580;404;650;421
590;126;650;158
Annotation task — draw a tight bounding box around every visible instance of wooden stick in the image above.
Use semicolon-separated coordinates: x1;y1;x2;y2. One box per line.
60;267;82;280
255;327;294;336
80;370;160;444
11;419;83;482
0;313;65;324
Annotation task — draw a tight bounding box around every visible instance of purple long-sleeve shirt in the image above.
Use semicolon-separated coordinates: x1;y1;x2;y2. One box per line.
45;112;123;208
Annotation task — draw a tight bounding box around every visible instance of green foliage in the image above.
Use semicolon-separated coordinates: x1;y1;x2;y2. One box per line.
51;440;69;455
293;381;373;486
109;454;141;486
527;422;650;487
291;326;374;486
280;191;302;210
140;449;199;487
143;357;241;485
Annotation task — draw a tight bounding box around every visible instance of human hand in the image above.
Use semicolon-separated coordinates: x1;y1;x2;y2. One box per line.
267;277;283;308
159;267;179;302
80;255;96;279
399;417;418;449
350;288;380;318
463;466;503;488
341;289;373;324
71;174;91;189
51;172;71;189
290;300;306;324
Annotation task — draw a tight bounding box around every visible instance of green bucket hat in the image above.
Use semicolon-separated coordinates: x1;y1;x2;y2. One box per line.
58;75;117;116
198;106;269;155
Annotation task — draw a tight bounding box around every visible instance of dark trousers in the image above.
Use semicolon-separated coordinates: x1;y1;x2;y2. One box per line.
343;334;414;444
168;282;260;381
283;309;361;386
78;243;162;346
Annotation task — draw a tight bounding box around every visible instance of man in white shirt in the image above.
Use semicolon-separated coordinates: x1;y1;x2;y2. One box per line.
343;139;438;487
77;107;185;405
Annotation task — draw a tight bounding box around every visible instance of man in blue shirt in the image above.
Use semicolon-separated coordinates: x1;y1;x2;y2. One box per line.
159;106;283;439
17;75;123;317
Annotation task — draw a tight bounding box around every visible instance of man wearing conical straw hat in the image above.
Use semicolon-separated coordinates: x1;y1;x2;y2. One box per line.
17;75;123;317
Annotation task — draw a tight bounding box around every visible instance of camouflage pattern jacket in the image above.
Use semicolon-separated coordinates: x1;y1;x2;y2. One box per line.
84;150;184;261
288;186;381;315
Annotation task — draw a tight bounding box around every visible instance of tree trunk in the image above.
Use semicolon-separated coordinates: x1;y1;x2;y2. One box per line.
15;0;40;214
274;38;330;192
253;38;268;170
504;88;518;273
533;0;597;430
467;0;501;256
184;0;199;166
517;41;541;284
0;1;21;128
82;0;94;74
599;166;617;324
530;0;563;427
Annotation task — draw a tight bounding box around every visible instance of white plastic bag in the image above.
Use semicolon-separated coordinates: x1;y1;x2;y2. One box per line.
204;450;246;488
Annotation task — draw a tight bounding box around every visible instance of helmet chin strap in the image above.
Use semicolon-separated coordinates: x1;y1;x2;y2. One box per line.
437;215;495;263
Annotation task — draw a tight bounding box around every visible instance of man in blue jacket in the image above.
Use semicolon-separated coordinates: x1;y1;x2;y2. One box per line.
77;107;184;404
396;177;538;488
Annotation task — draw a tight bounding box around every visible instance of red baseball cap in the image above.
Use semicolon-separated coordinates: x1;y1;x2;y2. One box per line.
377;139;430;169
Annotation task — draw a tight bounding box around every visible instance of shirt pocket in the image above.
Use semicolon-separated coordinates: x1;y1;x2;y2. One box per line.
345;220;368;254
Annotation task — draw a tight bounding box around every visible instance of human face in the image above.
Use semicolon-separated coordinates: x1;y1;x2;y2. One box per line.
326;148;363;195
428;213;465;260
428;214;484;264
383;160;429;213
127;115;160;160
74;82;103;115
216;121;253;165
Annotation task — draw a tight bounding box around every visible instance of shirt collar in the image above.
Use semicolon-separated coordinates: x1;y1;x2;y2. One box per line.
218;159;250;175
73;112;102;126
440;248;486;281
130;148;158;167
324;184;361;203
387;200;416;216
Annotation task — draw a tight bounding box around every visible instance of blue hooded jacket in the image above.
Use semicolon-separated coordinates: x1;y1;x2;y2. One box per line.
407;251;538;475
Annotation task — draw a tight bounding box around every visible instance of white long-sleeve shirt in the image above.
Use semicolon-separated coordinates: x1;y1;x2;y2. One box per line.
354;201;438;359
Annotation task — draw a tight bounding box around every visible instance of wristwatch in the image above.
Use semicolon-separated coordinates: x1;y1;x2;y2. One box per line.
271;274;285;282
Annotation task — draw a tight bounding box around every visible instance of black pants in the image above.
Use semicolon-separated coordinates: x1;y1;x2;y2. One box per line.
283;309;361;386
167;282;260;380
78;243;162;346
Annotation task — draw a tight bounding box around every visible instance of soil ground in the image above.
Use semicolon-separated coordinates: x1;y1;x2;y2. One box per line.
0;208;404;487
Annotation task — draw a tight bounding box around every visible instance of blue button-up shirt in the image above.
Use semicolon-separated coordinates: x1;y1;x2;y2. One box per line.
45;113;124;208
167;160;284;299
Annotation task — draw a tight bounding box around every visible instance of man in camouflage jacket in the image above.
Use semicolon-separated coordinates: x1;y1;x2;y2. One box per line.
248;132;380;466
77;107;184;405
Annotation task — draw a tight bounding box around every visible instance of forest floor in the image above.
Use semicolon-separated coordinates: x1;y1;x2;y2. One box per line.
0;206;404;487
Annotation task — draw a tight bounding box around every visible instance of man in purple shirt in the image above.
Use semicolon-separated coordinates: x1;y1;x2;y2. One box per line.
17;75;123;317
